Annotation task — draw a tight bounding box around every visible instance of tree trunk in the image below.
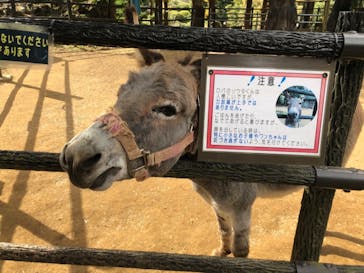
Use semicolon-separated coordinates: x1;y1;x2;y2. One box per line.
260;0;269;29
107;0;117;19
326;0;353;31
191;0;205;27
10;0;16;17
300;1;315;29
155;0;163;25
244;0;253;29
163;0;168;25
208;0;216;27
265;0;297;30
66;0;73;19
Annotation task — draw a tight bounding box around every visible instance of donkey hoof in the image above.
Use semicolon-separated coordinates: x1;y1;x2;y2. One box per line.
232;248;249;258
212;248;231;257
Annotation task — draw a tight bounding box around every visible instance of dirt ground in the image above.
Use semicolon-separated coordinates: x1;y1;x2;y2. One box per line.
0;47;363;273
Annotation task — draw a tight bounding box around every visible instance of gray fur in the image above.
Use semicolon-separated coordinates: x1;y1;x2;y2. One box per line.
285;94;303;128
60;50;301;257
123;53;302;257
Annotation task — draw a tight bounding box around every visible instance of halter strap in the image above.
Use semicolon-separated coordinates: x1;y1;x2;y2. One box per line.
96;110;194;181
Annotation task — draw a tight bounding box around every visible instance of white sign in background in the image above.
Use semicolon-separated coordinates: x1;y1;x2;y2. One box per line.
202;66;330;156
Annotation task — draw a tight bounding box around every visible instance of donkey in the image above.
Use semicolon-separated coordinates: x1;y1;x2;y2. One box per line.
285;92;304;128
60;49;301;258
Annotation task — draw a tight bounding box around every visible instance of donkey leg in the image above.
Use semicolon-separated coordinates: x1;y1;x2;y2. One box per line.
231;206;252;257
192;183;232;256
212;211;232;256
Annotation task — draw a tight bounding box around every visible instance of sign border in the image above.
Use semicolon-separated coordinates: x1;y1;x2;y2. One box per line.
197;54;335;165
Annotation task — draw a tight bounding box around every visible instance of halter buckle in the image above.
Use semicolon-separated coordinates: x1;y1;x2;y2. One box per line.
129;149;151;181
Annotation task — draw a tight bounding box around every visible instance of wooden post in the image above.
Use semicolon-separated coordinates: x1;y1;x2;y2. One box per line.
322;0;331;31
191;0;205;27
66;0;73;19
260;0;269;29
265;0;297;30
155;0;163;25
10;0;16;17
107;0;112;18
291;10;364;262
244;0;252;29
149;1;153;25
326;0;352;32
208;0;216;27
300;0;315;29
163;0;168;25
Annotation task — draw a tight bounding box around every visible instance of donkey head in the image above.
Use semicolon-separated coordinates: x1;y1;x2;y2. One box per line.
285;92;304;128
60;50;201;190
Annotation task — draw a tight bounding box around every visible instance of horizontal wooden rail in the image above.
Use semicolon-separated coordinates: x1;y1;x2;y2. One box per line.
1;150;364;190
0;17;345;58
1;242;363;273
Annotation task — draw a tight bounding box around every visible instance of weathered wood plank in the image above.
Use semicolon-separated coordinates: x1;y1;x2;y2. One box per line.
1;150;364;190
0;17;345;58
0;150;62;172
0;150;315;186
1;242;363;273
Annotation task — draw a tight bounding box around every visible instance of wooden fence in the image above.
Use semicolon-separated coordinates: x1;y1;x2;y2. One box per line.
0;10;363;272
1;242;364;273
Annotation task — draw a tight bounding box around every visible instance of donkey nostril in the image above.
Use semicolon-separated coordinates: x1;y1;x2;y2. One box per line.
81;153;102;169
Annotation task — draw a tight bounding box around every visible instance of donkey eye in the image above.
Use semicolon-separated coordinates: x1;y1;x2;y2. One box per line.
152;105;177;117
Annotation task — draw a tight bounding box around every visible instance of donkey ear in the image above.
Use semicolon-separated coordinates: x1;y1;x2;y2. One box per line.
137;48;165;66
125;5;139;24
190;59;202;82
284;90;291;99
178;57;201;82
124;6;164;66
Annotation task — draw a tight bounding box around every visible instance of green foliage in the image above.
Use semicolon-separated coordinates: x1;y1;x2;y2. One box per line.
170;0;191;8
353;0;364;8
71;0;128;19
168;0;192;26
115;0;128;19
225;0;245;28
216;0;233;9
140;10;153;24
132;0;335;29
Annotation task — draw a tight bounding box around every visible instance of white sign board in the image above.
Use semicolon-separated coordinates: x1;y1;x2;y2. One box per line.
198;54;334;165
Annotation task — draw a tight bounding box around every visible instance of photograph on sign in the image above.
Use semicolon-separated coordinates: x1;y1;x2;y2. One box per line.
276;86;317;129
198;54;334;165
0;23;52;67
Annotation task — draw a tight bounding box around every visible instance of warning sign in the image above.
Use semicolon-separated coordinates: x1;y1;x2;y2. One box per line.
198;54;334;165
0;23;50;65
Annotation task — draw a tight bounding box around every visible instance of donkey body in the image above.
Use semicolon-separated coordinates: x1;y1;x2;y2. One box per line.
60;50;300;257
